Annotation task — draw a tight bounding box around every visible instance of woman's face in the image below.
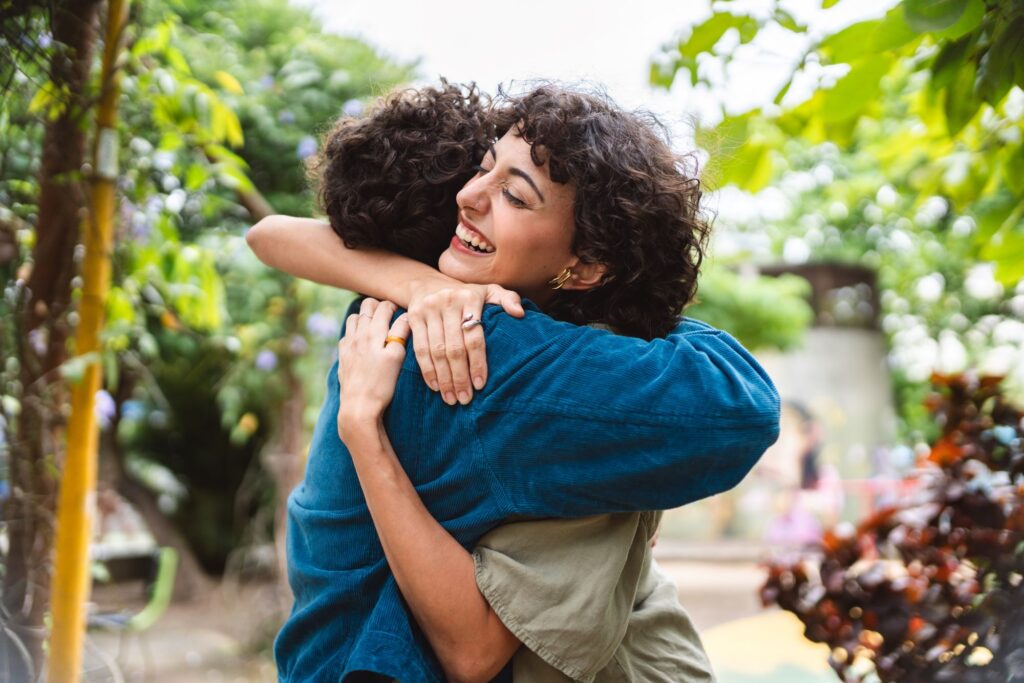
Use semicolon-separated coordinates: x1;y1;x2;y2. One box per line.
437;128;578;303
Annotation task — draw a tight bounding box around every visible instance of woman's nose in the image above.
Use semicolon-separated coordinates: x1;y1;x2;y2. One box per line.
456;173;489;214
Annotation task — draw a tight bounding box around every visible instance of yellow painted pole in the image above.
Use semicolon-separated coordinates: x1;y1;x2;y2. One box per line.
48;0;129;680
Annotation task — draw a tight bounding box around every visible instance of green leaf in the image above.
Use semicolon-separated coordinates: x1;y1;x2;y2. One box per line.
873;7;921;52
904;0;968;33
822;0;842;7
973;191;1017;241
696;113;750;155
185;164;210;192
773;8;807;33
943;57;980;135
649;62;674;89
985;225;1024;285
821;55;892;123
977;18;1024;105
930;36;973;92
164;46;191;76
214;70;244;95
680;13;746;58
820;20;883;63
773;75;794;106
715;143;774;192
1004;146;1024;195
737;17;760;44
932;0;984;40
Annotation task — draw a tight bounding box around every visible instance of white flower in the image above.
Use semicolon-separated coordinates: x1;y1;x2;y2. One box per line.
965;264;1003;300
876;184;898;208
915;273;944;302
164;189;187;214
783;236;810;264
936;331;968;375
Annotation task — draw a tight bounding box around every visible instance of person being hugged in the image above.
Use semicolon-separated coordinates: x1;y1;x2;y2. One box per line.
249;82;779;682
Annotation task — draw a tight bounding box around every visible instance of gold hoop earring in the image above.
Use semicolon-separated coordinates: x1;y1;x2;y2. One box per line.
549;268;573;290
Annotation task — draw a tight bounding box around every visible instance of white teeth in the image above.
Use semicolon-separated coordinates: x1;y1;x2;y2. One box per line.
456;224;494;252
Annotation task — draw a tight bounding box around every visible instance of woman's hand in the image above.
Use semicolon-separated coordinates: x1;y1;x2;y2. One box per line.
336;298;410;441
407;281;524;406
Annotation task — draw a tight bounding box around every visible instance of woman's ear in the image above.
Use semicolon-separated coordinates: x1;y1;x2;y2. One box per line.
562;261;607;291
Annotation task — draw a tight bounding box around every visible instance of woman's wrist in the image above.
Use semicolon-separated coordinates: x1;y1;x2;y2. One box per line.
405;273;471;304
337;406;386;445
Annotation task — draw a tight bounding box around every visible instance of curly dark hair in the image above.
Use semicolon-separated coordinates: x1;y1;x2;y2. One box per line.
310;81;495;264
312;82;709;340
490;85;710;340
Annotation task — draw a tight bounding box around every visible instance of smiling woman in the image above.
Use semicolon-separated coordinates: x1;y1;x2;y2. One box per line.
440;129;599;303
246;82;777;682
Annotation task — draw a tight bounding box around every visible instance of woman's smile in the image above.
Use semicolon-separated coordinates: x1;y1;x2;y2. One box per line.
452;219;495;254
438;128;577;302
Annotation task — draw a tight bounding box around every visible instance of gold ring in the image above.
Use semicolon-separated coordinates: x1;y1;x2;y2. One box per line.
385;336;407;348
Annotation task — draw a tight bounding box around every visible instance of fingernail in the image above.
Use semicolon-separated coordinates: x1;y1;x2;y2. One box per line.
473;376;484;390
427;379;439;391
457;391;470;405
443;392;456;405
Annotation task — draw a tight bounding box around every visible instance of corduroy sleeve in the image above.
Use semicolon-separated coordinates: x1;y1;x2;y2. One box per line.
471;305;781;518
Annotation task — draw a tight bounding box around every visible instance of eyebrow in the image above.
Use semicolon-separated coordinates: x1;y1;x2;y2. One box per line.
489;143;546;203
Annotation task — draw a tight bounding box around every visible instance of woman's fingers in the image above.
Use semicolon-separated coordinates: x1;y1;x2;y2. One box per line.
344;311;360;341
442;308;473;404
409;311;439;392
370;299;397;337
461;304;487;392
359;296;379;321
484;284;524;318
425;310;457;405
384;314;411;358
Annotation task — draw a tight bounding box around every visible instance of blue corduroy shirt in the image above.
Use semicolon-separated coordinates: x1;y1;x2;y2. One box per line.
275;301;780;682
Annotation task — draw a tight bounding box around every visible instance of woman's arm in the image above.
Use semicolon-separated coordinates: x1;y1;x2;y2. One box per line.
246;215;446;304
246;215;524;405
337;298;520;683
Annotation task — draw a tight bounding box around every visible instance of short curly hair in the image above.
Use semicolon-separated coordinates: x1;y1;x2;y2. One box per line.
491;85;710;340
312;82;709;340
310;81;495;264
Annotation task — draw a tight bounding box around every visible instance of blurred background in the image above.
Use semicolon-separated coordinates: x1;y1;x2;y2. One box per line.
1;0;1022;681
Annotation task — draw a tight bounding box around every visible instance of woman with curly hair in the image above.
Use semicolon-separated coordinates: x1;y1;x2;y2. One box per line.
248;82;778;682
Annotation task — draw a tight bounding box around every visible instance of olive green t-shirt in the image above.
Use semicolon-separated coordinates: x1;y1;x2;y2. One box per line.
473;511;716;682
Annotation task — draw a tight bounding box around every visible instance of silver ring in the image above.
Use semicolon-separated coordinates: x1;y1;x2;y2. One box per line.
461;318;482;330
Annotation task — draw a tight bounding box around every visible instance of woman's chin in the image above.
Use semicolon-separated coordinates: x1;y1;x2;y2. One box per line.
439;249;486;283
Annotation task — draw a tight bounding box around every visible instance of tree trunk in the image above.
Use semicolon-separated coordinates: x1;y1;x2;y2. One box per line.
2;0;102;672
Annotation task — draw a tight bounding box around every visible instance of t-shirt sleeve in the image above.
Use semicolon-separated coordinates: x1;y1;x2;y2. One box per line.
473;513;655;683
473;305;781;518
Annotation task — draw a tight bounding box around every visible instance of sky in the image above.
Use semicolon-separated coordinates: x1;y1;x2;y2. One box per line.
294;0;897;230
296;0;897;133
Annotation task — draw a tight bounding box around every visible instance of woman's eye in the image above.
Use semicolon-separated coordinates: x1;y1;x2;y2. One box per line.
472;163;492;176
502;187;526;207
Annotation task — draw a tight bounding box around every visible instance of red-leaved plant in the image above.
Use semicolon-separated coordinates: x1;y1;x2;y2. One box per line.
762;373;1024;682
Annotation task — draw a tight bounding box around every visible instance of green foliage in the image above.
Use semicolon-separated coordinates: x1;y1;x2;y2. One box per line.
688;268;814;352
653;0;1024;436
654;0;1024;285
1;0;410;571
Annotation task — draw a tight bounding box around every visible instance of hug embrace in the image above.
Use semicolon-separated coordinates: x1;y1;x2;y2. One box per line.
246;82;780;682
